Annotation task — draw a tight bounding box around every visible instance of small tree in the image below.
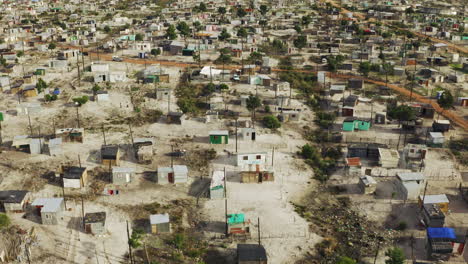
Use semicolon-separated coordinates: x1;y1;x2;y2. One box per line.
151;48;161;56
293;35;307;50
36;78;47;93
237;27;248;50
73;96;89;106
202;82;216;96
385;247;405;264
294;24;302;33
437;89;454;111
359;61;371;76
92;84;101;96
219;28;231;41
262;115;281;129
218;83;229;90
48;43;56;50
166;25;177;40
237;7;247;18
218;6;227;15
301;15;312;27
103;25;111;33
336;256;357;264
17;51;24;57
198;3;207;12
248;51;263;65
259;5;268;16
177;21;191;40
135;33;144;41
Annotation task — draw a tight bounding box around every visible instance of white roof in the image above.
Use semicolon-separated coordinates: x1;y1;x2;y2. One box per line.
150;213;169;224
429;132;444;139
360;175;377;185
32;198;63;213
200;66;222;76
210;170;225;188
173;165;188;174
419;194;449;204
112;167;135;173
209;130;229;135
434;43;448;48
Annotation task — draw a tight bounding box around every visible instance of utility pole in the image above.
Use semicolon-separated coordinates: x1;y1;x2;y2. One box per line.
373;241;380;264
38;126;43;154
126;221;134;264
77;52;81;87
420;181;429;212
52;119;56;138
128;123;135;158
81;195;85;229
76;107;81;128
271;147;275;167
27;112;33;136
225;199;228;236
144;243;151;264
78;154;82;168
102;124;107;145
257;217;261;245
61;177;67;210
235;119;238;153
171;145;174;167
0;121;3;145
223;167;227;198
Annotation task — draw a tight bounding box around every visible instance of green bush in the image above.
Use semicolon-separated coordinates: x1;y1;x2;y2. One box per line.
396;221;407;230
262;115;281;129
72;96;89;106
0;214;10;229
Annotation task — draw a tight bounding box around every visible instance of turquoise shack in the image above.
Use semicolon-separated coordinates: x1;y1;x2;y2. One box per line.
343;117;371;132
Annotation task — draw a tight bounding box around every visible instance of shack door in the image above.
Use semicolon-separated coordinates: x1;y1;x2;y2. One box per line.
251;132;256;141
258;172;263;183
221;136;225;144
168;173;174;183
85;224;91;233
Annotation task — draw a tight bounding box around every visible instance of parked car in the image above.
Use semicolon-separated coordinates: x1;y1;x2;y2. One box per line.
112;56;123;62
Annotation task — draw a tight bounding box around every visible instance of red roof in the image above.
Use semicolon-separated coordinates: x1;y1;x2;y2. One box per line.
346;157;361;166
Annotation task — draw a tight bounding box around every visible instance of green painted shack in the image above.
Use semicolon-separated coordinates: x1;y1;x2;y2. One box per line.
209;130;229;144
343;118;371;132
35;68;46;76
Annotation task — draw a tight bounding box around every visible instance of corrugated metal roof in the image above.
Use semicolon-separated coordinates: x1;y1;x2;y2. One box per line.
150;213;169;224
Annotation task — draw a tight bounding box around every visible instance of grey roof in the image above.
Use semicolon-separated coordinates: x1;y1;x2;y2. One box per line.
101;145;119;159
237;244;267;261
64;166;86;179
0;190;28;203
397;172;424;182
32;198;63;213
84;212;106;223
150;213;169;224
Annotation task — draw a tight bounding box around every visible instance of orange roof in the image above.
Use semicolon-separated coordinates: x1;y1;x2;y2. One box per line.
346;157;361;166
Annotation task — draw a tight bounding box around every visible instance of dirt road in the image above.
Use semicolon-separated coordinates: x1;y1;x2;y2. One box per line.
62;45;468;130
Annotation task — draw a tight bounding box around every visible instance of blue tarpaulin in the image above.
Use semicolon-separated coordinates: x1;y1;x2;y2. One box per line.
427;227;456;239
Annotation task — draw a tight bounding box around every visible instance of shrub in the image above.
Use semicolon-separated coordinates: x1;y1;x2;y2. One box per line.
72;96;89;106
0;214;10;229
262;115;281;129
396;221;407;230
